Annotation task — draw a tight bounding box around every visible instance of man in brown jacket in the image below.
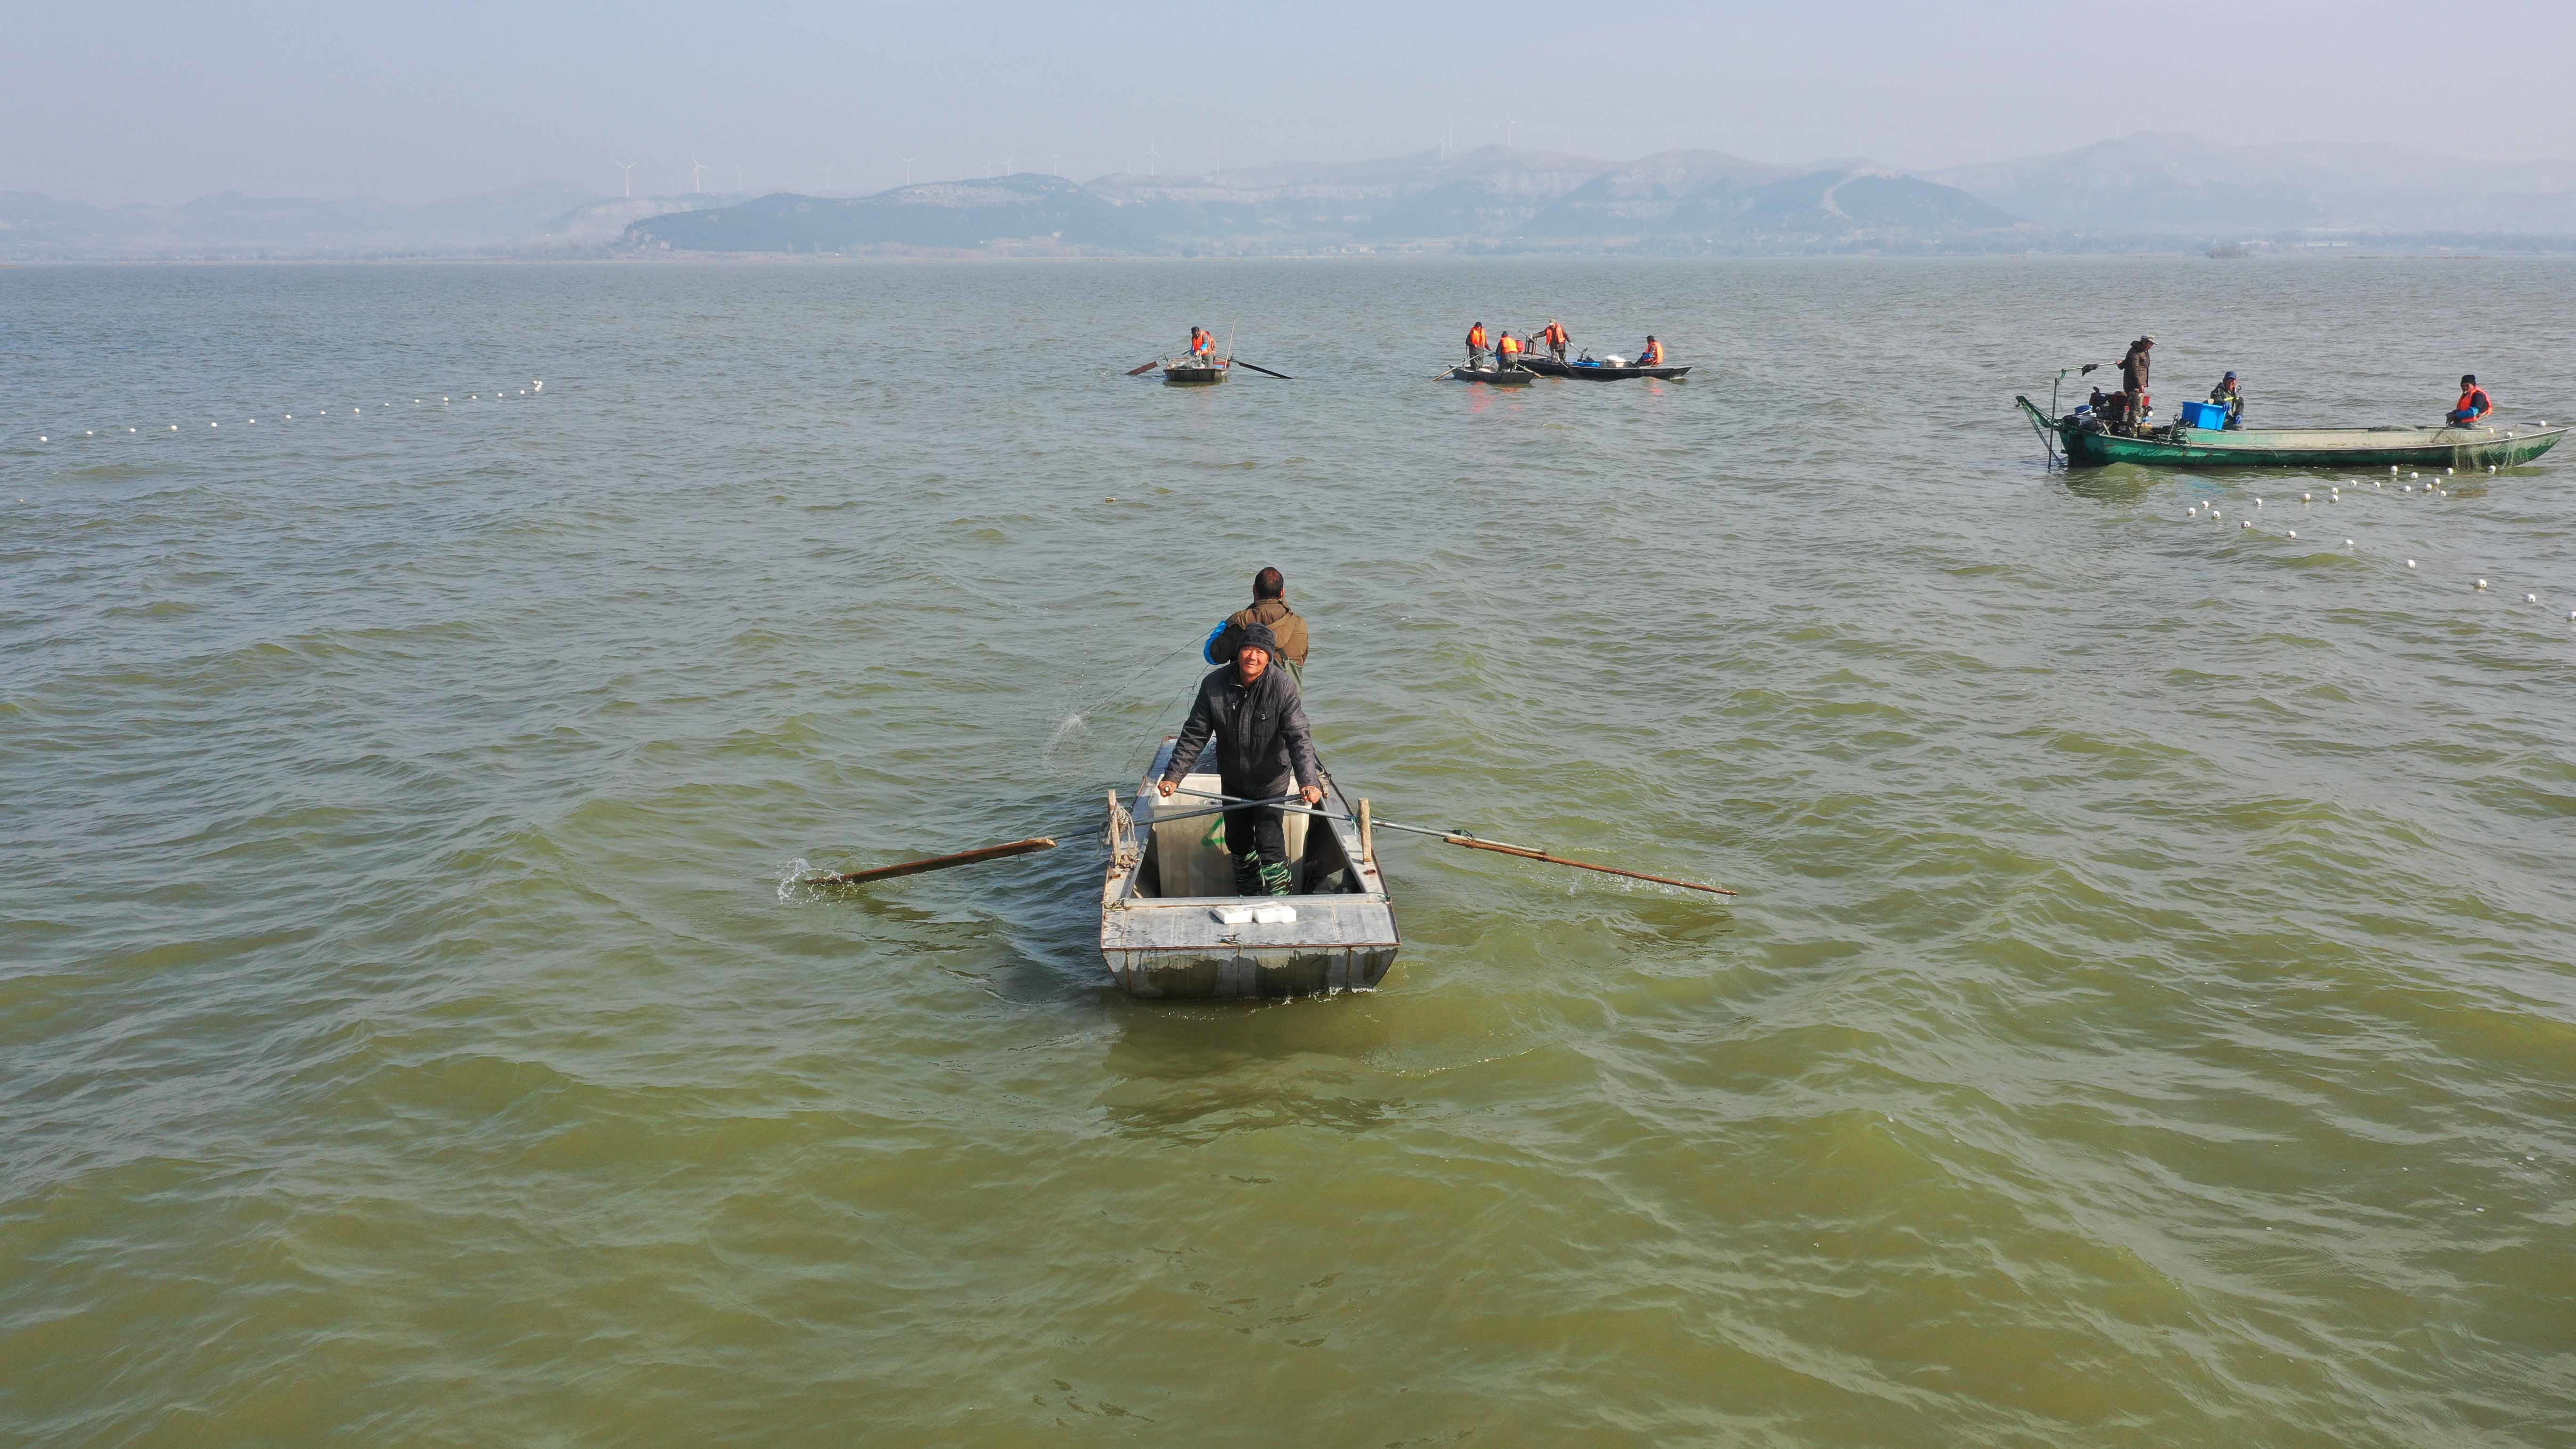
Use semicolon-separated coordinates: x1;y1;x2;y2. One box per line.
1216;567;1310;685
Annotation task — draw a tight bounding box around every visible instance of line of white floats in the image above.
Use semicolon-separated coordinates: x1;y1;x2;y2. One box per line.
32;381;544;444
2180;463;2571;622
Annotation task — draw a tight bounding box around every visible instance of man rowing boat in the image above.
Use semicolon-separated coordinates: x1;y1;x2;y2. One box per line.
1158;621;1324;898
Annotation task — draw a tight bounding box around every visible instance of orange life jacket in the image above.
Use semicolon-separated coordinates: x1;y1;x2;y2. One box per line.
1544;323;1566;346
1191;332;1215;356
1467;324;1487;349
1497;333;1521;356
2457;386;2491;417
1639;339;1664;365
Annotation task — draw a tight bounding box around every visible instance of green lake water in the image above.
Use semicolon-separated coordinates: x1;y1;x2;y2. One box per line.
5;256;2574;1446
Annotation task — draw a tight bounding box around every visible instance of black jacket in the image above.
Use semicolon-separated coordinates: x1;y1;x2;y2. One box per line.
1163;635;1321;796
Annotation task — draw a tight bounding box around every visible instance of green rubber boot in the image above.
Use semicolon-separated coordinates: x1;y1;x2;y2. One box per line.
1257;857;1295;897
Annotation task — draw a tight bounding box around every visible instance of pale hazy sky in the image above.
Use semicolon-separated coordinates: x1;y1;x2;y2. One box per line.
12;1;2574;206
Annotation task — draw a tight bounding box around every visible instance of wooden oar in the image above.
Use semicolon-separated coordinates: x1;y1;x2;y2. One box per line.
1231;358;1293;380
1431;367;1457;381
1168;789;1736;896
1435;834;1734;895
1126;359;1163;377
801;837;1056;886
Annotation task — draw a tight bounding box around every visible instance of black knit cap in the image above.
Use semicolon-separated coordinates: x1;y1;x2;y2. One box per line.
1232;621;1282;661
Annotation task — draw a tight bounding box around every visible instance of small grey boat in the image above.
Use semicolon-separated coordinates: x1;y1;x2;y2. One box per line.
1099;737;1399;999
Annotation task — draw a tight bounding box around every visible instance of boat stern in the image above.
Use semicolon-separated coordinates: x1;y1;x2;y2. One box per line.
1099;742;1401;999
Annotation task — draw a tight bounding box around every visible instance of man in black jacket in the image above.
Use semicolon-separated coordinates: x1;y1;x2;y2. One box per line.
1157;622;1325;897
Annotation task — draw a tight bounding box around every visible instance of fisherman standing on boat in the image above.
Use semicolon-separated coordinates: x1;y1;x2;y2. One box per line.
1540;319;1570;362
1215;567;1311;685
1465;322;1490;368
1496;330;1525;370
1190;326;1219;362
1158;621;1325;898
2448;374;2493;427
2209;371;2244;429
2118;336;2154;432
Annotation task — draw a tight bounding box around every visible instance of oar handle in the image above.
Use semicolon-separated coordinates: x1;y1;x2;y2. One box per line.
1173;796;1739;897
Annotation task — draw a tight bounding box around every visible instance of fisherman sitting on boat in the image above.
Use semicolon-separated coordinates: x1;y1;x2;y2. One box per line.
2209;372;2244;429
1635;336;1665;368
1190;326;1218;362
1466;322;1490;368
1214;566;1311;685
1158;622;1325;898
2448;374;2492;427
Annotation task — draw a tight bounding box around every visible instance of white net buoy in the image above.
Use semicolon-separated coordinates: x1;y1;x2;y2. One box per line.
2407;559;2417;568
2475;579;2488;590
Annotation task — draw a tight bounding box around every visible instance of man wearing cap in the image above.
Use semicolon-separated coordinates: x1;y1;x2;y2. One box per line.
2448;374;2493;427
1158;621;1325;897
2209;371;2244;429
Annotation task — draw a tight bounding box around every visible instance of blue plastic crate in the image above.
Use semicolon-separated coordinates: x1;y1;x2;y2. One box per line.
2180;401;2230;430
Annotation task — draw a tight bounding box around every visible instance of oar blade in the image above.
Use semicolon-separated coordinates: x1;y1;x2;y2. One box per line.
1231;358;1293;380
806;836;1057;887
1126;359;1161;376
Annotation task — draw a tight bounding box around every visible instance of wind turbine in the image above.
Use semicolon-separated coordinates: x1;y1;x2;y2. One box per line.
689;153;708;193
902;156;915;185
1506;119;1515;148
616;158;638;198
1146;136;1160;176
735;164;745;192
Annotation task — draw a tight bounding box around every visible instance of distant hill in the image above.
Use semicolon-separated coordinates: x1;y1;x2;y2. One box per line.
630;176;1149;254
622;146;2028;256
1526;152;2021;245
1932;132;2576;234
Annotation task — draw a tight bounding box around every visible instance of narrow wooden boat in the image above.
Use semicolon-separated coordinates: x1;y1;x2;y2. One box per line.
2018;395;2565;470
1162;360;1229;386
1099;737;1399;999
1449;365;1536;386
1521;355;1691;381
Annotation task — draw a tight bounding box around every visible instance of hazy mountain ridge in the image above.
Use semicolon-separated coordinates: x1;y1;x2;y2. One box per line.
10;133;2576;259
1930;132;2576;233
622;146;2037;256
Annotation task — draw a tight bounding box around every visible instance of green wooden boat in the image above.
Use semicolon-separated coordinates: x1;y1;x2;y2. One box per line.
2018;395;2565;471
